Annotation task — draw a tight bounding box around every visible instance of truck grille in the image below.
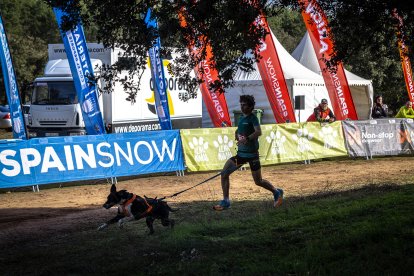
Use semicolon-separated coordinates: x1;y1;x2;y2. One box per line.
39;121;67;126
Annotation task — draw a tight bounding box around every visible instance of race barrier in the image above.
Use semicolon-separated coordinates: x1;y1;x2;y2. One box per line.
1;119;414;189
342;118;414;158
181;121;347;171
0;130;184;189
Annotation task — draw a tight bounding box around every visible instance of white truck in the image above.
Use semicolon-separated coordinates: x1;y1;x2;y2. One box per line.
27;43;202;137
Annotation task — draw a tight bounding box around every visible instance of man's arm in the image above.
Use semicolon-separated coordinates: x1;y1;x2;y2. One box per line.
328;110;336;122
247;125;262;141
406;108;414;118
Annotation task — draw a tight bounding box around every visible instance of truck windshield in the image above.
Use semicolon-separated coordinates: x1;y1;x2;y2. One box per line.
32;81;77;105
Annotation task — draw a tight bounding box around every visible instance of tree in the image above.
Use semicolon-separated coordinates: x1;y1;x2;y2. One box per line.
0;0;99;104
267;7;305;53
45;0;272;98
44;0;414;110
0;0;60;103
2;0;413;112
287;0;414;112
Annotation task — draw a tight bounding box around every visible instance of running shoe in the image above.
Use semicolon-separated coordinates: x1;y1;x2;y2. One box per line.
213;200;231;211
273;188;284;208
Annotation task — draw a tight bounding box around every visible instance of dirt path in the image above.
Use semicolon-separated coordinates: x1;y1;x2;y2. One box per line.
0;156;412;246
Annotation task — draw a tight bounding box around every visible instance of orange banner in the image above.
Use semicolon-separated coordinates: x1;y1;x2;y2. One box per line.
254;14;296;123
178;8;232;127
299;0;358;120
392;9;414;103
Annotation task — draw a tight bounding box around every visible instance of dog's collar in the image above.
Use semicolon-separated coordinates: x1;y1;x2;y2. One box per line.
123;194;137;207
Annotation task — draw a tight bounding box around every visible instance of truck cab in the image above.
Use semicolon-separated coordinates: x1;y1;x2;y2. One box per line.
27;58;102;137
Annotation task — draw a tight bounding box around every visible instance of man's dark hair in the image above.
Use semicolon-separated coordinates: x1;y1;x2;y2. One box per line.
240;95;255;108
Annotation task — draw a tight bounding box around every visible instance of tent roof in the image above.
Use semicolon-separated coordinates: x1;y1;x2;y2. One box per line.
291;31;372;86
234;30;325;85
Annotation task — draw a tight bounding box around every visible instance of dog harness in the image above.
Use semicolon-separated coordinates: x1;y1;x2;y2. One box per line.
121;194;137;217
120;194;153;218
135;196;153;219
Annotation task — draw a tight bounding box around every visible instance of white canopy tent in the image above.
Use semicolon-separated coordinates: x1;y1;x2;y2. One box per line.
202;31;334;127
291;31;374;120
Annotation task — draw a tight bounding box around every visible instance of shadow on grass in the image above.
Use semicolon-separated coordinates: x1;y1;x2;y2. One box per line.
0;183;413;275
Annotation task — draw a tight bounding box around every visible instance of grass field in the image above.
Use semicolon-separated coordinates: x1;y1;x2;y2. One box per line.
1;130;413;274
2;183;413;275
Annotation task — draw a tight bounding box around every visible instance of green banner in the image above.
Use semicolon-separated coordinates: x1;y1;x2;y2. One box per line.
181;121;347;172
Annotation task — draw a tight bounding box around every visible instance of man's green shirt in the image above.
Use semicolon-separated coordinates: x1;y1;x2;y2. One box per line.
237;113;260;158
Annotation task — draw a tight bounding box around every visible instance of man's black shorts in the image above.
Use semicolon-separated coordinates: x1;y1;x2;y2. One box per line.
230;154;261;171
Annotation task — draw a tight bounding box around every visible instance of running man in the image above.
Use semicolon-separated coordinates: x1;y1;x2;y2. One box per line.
213;95;284;211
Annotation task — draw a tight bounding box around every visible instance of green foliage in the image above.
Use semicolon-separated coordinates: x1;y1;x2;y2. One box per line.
267;8;306;53
3;184;414;274
0;0;97;103
0;0;413;111
0;0;59;102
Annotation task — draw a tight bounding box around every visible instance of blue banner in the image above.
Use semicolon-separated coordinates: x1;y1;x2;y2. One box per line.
53;8;106;135
0;130;184;188
0;15;27;139
145;9;172;130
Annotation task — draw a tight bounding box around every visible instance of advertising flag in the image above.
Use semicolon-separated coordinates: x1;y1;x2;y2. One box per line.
0;14;27;139
392;9;414;103
53;8;106;135
145;9;172;130
299;0;358;120
178;8;232;127
254;15;296;123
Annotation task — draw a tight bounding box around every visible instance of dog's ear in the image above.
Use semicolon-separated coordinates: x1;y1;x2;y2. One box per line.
110;184;117;193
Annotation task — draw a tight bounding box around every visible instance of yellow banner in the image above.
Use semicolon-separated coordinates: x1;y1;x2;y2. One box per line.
259;121;347;165
181;127;238;171
181;122;347;172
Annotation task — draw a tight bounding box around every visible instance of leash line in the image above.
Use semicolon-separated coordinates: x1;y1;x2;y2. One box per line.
161;164;243;200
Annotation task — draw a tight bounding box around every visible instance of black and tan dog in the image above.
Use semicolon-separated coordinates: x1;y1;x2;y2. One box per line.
98;184;176;234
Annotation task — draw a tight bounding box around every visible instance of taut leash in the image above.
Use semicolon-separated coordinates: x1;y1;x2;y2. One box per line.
160;164;243;200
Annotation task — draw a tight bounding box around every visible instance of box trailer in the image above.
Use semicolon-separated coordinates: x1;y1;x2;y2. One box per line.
27;43;202;137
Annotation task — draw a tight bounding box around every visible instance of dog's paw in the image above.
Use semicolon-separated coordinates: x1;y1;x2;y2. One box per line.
97;223;108;231
118;219;125;229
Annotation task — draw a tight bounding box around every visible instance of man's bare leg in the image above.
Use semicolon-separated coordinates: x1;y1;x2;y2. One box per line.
251;169;283;207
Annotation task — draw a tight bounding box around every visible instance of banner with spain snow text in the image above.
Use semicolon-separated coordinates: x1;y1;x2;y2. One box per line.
180;122;346;172
392;9;414;103
145;9;172;130
342;118;414;158
0;130;184;189
178;8;231;127
0;14;27;140
299;0;358;121
254;15;296;123
53;8;106;135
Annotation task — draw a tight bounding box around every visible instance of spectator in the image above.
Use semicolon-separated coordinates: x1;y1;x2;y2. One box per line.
395;101;414;118
371;95;388;118
306;98;336;123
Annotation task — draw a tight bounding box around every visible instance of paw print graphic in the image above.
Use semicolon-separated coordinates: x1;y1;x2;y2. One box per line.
188;136;209;162
319;126;338;149
292;127;313;152
213;135;234;161
266;130;287;156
